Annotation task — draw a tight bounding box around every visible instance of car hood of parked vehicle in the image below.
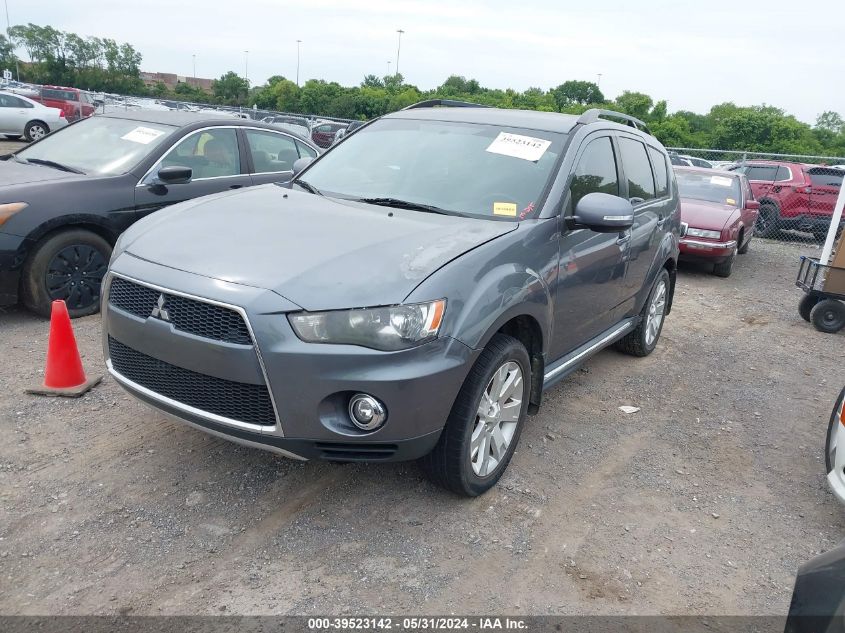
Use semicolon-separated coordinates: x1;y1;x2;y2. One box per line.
119;184;519;311
679;197;738;231
0;159;81;186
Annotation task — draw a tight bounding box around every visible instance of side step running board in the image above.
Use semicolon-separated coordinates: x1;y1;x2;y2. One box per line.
542;318;638;391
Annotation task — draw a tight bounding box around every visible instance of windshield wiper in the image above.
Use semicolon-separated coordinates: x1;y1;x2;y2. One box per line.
293;178;323;196
355;197;456;216
22;158;85;174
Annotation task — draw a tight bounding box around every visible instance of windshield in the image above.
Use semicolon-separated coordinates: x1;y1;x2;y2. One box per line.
676;170;741;206
16;116;176;175
300;118;566;219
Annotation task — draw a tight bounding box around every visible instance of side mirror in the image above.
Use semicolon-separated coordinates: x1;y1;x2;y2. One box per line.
572;192;634;233
156;165;192;185
292;157;314;176
745;200;760;210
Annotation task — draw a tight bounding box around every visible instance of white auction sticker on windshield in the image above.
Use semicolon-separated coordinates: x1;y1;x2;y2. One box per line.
486;132;551;162
121;126;165;145
710;176;734;187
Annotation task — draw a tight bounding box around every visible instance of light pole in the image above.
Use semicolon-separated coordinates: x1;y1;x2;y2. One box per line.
596;73;602;88
244;50;249;85
4;0;19;81
395;29;404;77
296;40;302;87
192;54;196;81
386;60;391;77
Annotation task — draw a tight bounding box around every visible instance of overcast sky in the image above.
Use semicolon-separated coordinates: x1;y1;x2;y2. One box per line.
7;0;841;124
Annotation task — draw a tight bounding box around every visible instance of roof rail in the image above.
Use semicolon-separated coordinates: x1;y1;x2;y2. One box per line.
402;99;490;110
576;108;651;134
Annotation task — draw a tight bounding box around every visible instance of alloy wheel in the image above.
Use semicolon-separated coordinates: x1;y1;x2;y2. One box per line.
470;361;523;477
46;244;108;310
30;125;47;140
645;279;667;346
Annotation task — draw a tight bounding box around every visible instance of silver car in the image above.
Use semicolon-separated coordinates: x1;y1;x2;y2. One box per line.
103;101;680;496
0;91;67;141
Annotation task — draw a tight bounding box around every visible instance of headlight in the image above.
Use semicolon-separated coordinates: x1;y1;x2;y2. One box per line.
0;202;28;227
686;228;722;240
288;299;446;351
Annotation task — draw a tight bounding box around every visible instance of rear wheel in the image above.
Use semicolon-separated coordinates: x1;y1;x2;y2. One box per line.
798;294;821;322
21;229;111;318
615;268;670;357
24;120;49;142
419;333;530;496
810;299;845;334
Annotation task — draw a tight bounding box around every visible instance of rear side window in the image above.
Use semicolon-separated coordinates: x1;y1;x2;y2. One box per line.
648;147;669;198
807;169;843;188
618;137;655;201
744;165;791;182
42;88;78;101
569;136;619;210
296;140;317;159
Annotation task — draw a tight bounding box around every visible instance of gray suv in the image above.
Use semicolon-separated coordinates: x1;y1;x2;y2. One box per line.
102;102;680;496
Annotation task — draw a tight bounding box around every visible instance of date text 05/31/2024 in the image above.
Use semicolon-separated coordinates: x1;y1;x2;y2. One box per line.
307;617;528;630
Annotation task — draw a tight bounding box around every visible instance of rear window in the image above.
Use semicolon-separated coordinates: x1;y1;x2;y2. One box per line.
42;88;78;101
807;168;843;188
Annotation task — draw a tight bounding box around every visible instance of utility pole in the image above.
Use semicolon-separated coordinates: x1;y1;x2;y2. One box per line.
192;54;196;82
244;50;249;84
386;60;391;77
296;40;302;87
596;73;602;88
395;29;404;77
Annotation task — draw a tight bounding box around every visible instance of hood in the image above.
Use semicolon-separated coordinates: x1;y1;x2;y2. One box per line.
124;185;518;310
0;158;81;186
680;197;738;231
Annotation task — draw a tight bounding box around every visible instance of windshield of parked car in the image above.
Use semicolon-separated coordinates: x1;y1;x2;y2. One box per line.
676;170;741;206
298;118;566;219
16;116;176;175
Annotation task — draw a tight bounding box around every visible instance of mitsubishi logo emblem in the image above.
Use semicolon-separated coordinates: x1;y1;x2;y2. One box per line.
150;294;170;321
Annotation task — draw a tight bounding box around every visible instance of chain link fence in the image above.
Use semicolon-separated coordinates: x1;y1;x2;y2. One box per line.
667;148;845;257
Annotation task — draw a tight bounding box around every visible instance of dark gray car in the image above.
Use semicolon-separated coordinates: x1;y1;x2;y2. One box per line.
102;102;680;496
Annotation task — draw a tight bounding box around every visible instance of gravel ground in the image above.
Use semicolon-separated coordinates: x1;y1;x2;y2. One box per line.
0;237;843;616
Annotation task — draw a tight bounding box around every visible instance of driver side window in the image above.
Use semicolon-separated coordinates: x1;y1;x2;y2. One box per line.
569;136;619;212
159;128;241;180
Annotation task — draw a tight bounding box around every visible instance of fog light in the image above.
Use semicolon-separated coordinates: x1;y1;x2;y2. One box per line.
348;393;387;431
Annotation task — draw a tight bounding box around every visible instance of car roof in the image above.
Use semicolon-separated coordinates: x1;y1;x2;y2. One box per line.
385;106;582;134
675;166;739;177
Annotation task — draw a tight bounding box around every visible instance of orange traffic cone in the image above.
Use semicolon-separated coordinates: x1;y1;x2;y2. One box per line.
26;300;102;397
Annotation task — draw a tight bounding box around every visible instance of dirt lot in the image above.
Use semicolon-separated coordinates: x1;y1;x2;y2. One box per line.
0;237;843;616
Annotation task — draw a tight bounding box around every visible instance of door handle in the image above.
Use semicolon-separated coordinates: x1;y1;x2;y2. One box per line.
656;215;666;227
229;184;243;189
629;197;645;205
616;233;631;245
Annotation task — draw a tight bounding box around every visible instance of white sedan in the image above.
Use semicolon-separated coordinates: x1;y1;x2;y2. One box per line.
0;91;67;141
826;386;845;503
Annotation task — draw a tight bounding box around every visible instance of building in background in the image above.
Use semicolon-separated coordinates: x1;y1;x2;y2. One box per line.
140;71;213;92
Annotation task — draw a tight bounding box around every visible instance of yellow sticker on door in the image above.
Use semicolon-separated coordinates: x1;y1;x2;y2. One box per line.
493;202;517;216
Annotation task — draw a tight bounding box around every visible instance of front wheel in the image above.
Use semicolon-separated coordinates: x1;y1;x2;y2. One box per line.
713;253;735;278
810;299;845;334
615;268;670;357
24;120;49;142
21;229;112;318
419;333;530;496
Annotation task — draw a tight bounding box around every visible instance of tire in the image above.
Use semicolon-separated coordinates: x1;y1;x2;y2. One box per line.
755;204;780;238
737;230;750;254
615;268;670;357
24;120;49;142
419;333;530;496
713;253;735;278
810;299;845;334
798;294;821;322
825;386;845;474
21;229;112;318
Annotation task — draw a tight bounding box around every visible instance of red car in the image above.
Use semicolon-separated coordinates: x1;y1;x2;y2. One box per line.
29;86;96;123
729;160;844;240
310;121;347;148
676;167;759;277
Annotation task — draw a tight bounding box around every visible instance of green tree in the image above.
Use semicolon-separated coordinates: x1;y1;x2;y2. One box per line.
613;91;653;121
551;80;604;110
213;71;250;105
816;111;844;134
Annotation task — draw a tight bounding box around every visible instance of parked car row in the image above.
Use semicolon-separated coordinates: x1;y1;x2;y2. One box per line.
0;91;68;141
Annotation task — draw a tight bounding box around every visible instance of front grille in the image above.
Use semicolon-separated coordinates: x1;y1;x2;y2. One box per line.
108;337;276;426
108;277;252;345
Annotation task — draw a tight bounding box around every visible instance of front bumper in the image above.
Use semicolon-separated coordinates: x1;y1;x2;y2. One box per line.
103;254;477;461
679;238;736;263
